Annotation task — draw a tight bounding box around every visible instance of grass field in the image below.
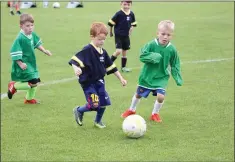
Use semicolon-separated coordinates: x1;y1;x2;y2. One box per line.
1;2;234;161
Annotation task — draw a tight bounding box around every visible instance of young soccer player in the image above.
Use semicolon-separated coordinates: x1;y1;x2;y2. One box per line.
121;20;183;122
7;13;52;104
108;0;137;72
9;0;22;15
69;22;127;129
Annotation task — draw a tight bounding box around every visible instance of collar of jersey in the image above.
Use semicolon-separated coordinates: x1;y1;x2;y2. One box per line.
20;29;32;39
90;42;103;54
121;8;131;15
155;38;171;48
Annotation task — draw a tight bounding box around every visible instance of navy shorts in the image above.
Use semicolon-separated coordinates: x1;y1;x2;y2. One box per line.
115;35;130;50
82;79;111;110
136;86;166;98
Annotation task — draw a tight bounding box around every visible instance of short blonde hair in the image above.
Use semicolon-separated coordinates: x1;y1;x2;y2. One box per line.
90;22;108;37
158;20;175;31
20;13;34;25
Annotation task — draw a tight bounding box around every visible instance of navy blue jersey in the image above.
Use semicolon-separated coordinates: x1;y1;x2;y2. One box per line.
108;9;137;36
69;43;118;86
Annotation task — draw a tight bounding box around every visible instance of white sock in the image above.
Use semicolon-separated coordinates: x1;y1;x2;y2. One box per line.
129;94;140;111
152;100;164;115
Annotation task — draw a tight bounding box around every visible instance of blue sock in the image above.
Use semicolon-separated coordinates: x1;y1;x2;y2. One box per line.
95;107;106;123
77;105;91;113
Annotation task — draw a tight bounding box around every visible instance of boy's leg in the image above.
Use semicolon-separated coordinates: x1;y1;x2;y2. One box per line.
9;1;15;15
111;35;122;62
24;79;41;104
15;1;21;15
111;49;122;62
121;86;150;118
94;107;106;128
121;51;131;72
73;84;99;126
121;36;131;72
25;87;37;100
8;81;31;99
94;80;110;128
150;89;166;123
73;105;91;126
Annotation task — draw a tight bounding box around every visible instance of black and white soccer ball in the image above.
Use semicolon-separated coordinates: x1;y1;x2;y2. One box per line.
53;2;60;8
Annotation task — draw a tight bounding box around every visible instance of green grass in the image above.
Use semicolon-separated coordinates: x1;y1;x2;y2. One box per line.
1;2;234;161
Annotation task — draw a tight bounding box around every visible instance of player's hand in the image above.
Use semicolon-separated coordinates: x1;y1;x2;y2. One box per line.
19;63;27;70
44;50;52;56
129;27;133;36
73;66;82;77
110;32;113;37
120;79;127;86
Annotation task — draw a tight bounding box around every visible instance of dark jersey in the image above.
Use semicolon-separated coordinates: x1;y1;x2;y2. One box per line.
69;43;118;86
108;9;137;36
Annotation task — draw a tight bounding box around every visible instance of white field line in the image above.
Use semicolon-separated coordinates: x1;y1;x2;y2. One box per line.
1;57;234;100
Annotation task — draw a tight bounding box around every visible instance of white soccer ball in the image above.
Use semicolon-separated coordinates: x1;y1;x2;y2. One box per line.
122;114;147;138
53;2;60;8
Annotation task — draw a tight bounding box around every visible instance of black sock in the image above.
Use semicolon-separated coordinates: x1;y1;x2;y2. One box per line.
111;55;117;62
121;57;127;68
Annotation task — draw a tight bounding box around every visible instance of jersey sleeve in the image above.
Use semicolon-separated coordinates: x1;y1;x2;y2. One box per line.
68;50;85;68
140;42;162;64
10;38;23;61
108;12;119;27
170;50;183;86
104;51;118;75
33;32;42;49
131;12;137;27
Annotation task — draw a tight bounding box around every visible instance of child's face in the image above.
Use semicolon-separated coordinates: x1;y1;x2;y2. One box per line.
121;1;131;10
157;28;173;46
20;21;34;35
91;33;107;48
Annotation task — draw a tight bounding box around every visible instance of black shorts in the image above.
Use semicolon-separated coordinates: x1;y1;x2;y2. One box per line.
115;35;130;50
25;78;41;84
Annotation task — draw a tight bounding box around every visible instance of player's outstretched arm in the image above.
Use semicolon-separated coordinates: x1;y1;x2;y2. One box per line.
170;52;183;86
37;45;52;56
113;71;127;86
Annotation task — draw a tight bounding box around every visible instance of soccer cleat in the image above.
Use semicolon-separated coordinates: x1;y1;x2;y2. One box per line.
16;11;22;15
121;109;136;118
94;121;106;129
121;67;131;72
24;99;40;104
150;113;162;123
73;107;83;126
10;11;14;15
7;81;17;99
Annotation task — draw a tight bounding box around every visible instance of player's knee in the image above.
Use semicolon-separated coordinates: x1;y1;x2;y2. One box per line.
115;49;122;56
157;94;165;103
135;94;142;99
92;102;99;108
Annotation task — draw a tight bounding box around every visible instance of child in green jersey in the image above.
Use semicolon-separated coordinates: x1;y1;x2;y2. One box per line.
7;13;52;104
121;20;183;122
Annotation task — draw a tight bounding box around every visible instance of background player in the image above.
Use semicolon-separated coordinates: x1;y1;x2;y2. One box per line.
108;0;137;72
7;14;52;104
9;0;22;15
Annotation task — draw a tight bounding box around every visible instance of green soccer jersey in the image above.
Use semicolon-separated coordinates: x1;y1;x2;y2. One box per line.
10;30;42;81
138;38;183;89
